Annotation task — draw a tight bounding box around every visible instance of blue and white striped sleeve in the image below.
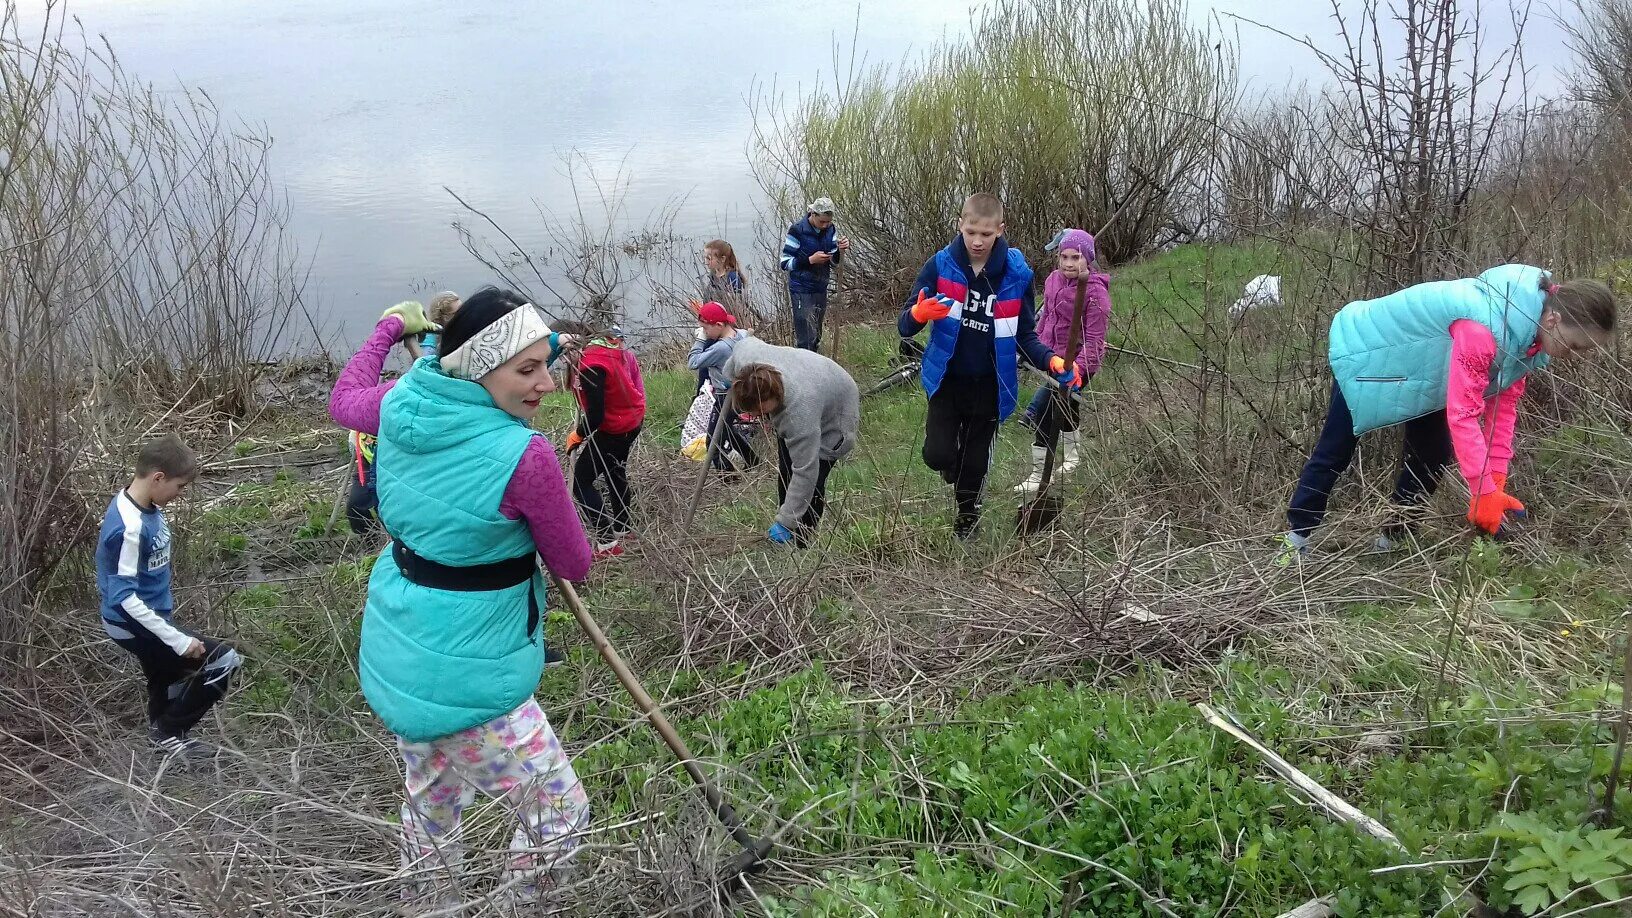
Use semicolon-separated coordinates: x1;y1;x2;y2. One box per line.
780;232;801;272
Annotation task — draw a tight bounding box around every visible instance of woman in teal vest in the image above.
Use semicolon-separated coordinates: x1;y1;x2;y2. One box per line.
329;288;594;905
1280;266;1615;561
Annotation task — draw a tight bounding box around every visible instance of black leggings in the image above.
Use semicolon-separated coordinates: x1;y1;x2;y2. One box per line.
573;427;640;539
113;625;238;738
707;393;759;471
777;437;835;544
923;374;1000;520
345;460;380;535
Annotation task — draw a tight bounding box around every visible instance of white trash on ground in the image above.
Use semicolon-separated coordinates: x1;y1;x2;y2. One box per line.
1228;274;1282;320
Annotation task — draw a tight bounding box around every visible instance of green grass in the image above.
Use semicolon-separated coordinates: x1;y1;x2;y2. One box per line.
189;239;1632;915
565;659;1628;917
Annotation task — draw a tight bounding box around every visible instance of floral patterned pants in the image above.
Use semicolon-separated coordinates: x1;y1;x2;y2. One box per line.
397;697;590;887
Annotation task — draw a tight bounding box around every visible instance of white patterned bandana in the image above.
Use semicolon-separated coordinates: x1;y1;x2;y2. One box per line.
439;304;558;381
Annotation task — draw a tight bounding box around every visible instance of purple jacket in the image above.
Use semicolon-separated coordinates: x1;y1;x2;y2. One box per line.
1040;269;1111;376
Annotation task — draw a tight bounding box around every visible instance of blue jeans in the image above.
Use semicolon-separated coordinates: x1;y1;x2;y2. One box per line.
1287;382;1452;537
790;290;829;352
1024;386;1051;420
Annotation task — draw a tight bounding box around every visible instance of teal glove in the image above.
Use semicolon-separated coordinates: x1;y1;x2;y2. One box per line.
380;301;439;337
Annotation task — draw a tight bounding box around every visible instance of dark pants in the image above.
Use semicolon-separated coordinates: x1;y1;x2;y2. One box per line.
113;624;237;738
573;427;640;540
923;374;1001;522
707;393;759;471
777;437;835;546
791;289;829;352
345;460;379;535
1287;382;1454;537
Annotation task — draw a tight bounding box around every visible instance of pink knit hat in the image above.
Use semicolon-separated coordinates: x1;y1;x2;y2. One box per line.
1057;229;1096;262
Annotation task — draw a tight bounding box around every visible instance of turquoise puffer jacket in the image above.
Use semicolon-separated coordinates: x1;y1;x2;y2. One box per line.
360;357;544;743
1327;264;1551;435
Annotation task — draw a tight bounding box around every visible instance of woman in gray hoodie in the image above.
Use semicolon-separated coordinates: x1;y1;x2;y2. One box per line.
723;336;860;547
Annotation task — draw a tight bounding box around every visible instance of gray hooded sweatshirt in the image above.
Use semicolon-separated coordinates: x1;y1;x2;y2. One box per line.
722;336;860;529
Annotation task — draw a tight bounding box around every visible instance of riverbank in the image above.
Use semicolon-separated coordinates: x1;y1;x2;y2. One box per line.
4;241;1630;916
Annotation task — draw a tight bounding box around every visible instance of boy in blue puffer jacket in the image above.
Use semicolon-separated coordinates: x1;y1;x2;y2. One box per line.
780;196;850;352
1279;267;1615;562
899;193;1078;539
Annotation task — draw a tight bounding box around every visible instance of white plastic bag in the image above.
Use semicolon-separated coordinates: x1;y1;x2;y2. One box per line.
681;381;714;448
1228;274;1282;320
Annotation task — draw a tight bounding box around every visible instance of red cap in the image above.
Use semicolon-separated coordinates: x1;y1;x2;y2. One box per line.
697;301;736;325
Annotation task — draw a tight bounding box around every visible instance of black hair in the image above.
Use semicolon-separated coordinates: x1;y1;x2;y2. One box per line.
439;286;529;355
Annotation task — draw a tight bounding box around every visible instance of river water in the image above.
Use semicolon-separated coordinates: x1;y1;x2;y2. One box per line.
41;0;965;345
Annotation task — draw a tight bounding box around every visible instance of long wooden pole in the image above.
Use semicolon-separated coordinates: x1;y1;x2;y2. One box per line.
683;387;734;530
551;575;773;873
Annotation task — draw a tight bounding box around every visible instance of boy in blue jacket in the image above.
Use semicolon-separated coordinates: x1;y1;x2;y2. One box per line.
899;193;1078;539
780;196;850;352
97;434;241;759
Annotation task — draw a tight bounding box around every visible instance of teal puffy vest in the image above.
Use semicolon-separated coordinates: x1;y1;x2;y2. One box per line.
360;357;546;743
1327;264;1552;435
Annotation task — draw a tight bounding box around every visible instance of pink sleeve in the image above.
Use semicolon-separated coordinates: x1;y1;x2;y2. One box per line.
499;438;592;581
1483;375;1527;478
328;317;405;435
1446;319;1501;495
1077;275;1111;376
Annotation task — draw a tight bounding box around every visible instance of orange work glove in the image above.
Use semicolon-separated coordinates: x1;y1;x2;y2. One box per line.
1048;355;1083;389
565;431;585;453
910;289;954;324
1467;489;1526;535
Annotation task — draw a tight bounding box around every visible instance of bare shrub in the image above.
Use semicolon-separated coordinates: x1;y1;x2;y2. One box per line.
749;0;1238;306
450;151;687;328
0;1;311;660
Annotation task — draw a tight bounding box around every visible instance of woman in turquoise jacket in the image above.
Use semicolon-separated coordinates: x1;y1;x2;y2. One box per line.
329;288;593;905
1280;266;1614;561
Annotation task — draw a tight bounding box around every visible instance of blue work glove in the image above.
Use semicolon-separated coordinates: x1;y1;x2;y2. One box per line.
1048;356;1083;390
767;522;795;544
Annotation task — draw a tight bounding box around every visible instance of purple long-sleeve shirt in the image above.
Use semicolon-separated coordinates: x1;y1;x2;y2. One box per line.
328;317;592;581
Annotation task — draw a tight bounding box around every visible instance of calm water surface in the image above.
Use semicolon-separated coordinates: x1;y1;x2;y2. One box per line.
44;0;963;345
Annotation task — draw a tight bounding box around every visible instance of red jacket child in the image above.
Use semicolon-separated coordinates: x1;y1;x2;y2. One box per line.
570;339;646;438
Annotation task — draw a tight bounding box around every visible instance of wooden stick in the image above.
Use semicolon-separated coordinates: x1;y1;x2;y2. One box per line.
1595;611;1632;826
1198;703;1407;853
552;574;773;871
325;477;348;534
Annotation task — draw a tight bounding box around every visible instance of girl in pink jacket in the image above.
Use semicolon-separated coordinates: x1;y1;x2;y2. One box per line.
1016;229;1111;494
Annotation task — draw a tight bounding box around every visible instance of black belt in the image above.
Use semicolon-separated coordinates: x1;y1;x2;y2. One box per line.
391;541;536;592
391;541;541;640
